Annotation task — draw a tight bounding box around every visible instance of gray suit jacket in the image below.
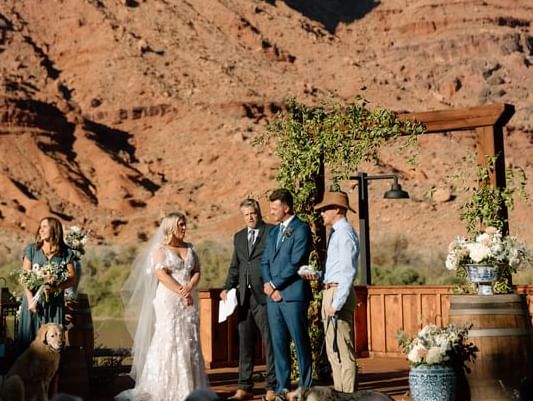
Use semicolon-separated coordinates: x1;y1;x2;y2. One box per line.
224;222;273;305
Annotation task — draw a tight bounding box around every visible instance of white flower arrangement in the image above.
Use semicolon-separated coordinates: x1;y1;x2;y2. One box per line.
64;225;89;259
397;323;471;367
445;227;527;272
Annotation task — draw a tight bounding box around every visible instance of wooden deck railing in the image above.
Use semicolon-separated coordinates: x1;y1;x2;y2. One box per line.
198;285;533;367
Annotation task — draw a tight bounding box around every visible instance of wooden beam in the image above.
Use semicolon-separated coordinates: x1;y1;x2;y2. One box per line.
399;103;515;133
475;125;506;187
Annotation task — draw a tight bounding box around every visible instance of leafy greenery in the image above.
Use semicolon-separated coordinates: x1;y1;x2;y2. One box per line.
457;155;527;234
256;98;424;221
80;246;137;317
195;240;232;290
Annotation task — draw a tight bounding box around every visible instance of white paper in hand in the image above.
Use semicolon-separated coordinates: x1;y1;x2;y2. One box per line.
218;288;238;323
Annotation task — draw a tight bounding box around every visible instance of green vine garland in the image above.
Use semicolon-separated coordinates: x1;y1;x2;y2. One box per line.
459;155;527;234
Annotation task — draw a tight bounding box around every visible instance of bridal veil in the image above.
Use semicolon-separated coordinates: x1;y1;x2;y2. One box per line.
120;225;163;381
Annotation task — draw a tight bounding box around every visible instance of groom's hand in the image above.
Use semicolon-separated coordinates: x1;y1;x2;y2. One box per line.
301;272;318;281
264;282;274;296
271;290;282;303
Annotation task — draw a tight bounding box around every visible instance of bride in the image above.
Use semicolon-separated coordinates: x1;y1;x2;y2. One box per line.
116;212;208;401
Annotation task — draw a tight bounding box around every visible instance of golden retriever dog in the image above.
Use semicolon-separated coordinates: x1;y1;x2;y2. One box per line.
4;323;64;401
290;386;394;401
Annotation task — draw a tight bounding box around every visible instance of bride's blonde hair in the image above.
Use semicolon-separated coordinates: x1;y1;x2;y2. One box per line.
160;212;187;245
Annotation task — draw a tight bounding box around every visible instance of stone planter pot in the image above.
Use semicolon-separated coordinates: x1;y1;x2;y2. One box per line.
409;364;456;401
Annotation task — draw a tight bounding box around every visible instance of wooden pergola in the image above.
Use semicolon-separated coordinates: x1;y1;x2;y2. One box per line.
200;103;518;367
399;103;514;229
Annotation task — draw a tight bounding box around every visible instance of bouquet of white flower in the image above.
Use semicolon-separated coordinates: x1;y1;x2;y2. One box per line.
18;260;69;306
64;225;89;259
397;323;471;367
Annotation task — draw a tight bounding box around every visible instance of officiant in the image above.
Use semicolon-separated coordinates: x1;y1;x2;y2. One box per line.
220;198;276;401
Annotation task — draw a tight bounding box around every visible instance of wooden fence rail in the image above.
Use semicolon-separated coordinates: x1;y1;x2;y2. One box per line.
199;285;533;367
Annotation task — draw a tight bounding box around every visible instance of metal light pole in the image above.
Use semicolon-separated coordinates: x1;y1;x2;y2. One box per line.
350;172;409;285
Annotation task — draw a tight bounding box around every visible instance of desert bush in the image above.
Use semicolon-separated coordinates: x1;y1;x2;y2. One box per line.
79;245;136;317
195;240;233;290
369;233;460;286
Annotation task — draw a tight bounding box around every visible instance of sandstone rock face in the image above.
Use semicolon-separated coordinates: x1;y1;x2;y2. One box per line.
0;0;532;257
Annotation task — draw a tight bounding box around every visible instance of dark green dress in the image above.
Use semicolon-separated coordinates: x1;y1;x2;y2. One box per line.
16;243;73;353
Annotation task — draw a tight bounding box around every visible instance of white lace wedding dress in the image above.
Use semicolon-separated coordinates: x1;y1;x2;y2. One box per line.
116;245;208;401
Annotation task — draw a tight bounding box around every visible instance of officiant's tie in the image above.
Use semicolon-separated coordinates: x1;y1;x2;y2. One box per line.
248;230;255;254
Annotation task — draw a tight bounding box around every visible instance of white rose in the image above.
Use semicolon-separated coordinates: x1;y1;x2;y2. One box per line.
445;254;458;270
425;347;444;365
408;344;427;364
467;243;491;263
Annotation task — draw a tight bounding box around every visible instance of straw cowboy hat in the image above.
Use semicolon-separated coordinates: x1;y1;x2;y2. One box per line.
314;191;355;213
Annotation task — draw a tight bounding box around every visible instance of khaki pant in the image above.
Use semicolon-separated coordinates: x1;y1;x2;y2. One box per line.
322;287;357;393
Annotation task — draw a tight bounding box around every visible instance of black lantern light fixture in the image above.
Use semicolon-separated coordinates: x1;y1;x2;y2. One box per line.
349;172;410;285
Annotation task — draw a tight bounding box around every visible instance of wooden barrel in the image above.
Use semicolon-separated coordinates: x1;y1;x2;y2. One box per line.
449;294;533;401
64;293;94;371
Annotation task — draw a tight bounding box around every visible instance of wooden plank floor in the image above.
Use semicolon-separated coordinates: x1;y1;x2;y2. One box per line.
87;357;411;401
208;357;410;401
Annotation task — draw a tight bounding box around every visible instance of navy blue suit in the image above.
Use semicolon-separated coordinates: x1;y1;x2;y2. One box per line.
261;216;313;392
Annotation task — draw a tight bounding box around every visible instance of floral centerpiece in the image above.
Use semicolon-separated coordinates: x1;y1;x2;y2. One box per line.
18;260;69;307
397;323;475;401
445;226;528;294
397;323;471;367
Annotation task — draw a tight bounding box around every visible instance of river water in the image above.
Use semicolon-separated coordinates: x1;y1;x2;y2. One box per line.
93;318;133;349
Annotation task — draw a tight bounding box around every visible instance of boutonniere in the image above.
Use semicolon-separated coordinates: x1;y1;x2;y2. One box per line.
283;227;294;239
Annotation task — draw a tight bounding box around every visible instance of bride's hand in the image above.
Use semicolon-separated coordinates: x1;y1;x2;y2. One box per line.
177;284;191;298
184;293;193;306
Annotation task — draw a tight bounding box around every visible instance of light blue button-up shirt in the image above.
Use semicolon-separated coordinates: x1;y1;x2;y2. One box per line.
323;217;359;311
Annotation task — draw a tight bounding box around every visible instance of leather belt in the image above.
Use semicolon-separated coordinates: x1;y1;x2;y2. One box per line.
323;282;338;289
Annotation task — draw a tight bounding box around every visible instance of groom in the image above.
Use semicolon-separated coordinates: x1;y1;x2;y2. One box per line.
261;188;313;397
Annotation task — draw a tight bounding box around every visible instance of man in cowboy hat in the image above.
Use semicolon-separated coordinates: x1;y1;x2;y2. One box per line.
310;191;360;393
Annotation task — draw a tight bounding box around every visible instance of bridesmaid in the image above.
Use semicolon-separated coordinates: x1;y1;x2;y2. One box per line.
16;216;76;353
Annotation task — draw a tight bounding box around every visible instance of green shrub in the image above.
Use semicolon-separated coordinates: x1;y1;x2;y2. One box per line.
79;246;137;317
195;240;233;290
